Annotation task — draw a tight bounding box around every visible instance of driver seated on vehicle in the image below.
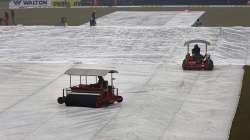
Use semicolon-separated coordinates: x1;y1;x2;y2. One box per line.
96;76;108;88
192;44;203;64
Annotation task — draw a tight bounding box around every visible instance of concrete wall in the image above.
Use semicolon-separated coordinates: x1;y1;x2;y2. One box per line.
0;0;8;9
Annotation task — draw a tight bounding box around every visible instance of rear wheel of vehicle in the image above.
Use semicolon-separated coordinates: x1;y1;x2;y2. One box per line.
96;97;101;108
57;97;64;104
207;60;214;70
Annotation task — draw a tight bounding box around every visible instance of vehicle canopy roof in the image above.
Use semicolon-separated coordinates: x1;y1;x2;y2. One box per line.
65;68;118;76
184;39;211;46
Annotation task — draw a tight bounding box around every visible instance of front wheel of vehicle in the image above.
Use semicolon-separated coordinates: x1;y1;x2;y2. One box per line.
57;97;64;104
117;96;123;103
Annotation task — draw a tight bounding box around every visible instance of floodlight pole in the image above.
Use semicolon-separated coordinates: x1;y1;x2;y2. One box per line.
80;76;81;84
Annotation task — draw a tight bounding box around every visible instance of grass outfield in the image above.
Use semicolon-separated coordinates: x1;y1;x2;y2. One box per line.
229;66;250;140
0;5;249;140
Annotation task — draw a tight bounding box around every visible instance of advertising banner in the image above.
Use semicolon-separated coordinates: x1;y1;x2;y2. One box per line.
51;0;93;7
9;0;247;9
9;0;50;9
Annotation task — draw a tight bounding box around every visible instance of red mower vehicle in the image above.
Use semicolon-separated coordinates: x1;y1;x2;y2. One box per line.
57;68;123;108
182;39;214;70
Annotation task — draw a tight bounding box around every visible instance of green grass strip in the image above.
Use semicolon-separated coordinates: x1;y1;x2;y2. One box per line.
229;66;250;140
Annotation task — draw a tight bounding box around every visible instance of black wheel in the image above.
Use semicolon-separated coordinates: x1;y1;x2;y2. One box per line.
57;97;64;104
207;59;214;70
182;59;187;70
117;96;123;103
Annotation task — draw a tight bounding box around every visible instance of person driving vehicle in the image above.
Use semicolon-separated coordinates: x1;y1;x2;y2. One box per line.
192;44;203;64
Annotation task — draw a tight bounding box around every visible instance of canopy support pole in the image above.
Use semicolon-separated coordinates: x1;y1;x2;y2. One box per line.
70;75;71;87
111;73;114;94
206;44;207;55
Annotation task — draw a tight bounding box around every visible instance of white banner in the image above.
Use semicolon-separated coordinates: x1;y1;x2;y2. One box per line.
9;0;50;9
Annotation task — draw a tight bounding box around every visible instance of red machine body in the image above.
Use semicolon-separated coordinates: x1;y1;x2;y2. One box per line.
182;39;214;71
57;68;123;108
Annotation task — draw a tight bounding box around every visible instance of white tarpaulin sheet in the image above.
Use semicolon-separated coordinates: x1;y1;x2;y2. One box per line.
96;11;204;27
0;11;247;140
